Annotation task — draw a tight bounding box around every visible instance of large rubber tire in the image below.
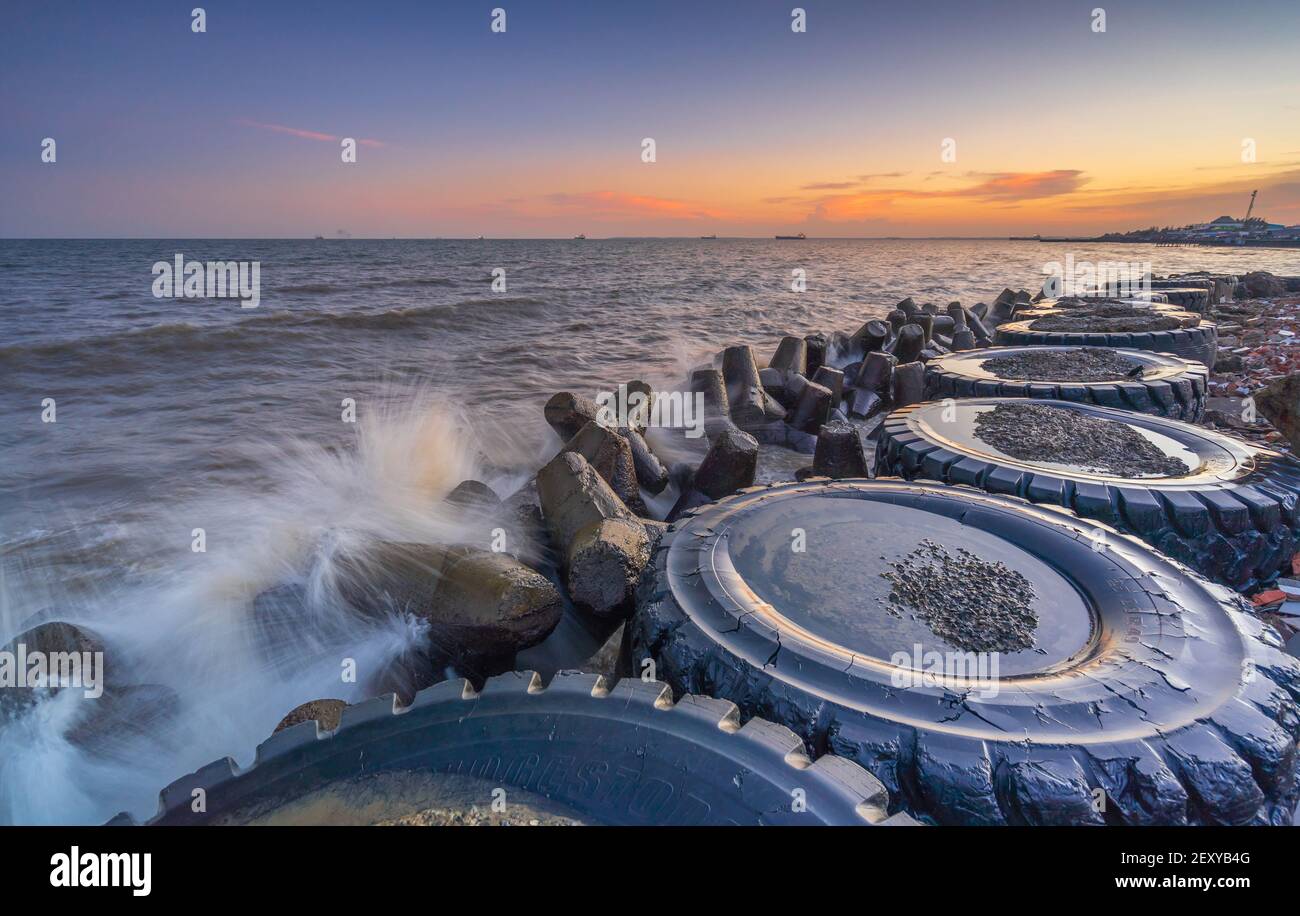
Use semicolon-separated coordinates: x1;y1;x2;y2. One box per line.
632;479;1300;826
995;318;1217;370
111;670;909;826
1156;288;1211;313
875;398;1300;592
924;346;1208;421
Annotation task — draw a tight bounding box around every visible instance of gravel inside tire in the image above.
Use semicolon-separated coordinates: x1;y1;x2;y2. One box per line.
925;345;1208;421
995;315;1217;370
632;479;1300;826
110;671;910;826
875;397;1300;592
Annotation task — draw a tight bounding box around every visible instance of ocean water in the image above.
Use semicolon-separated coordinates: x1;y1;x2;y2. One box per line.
1;237;1296;824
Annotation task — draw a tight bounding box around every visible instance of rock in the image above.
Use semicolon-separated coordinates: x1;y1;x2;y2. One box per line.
951;329;977;351
618;426;669;495
1255;375;1300;449
577;623;629;681
274;698;348;734
850;319;890;354
915;314;934;344
892;324;924;363
971;302;989;319
563;420;648;516
1242;271;1288;299
789;379;833;433
759;367;793;404
782;372;810;408
694;426;758;499
643;519;669;554
848;388;882;418
544;392;600;442
856;351;897;393
65;683;180;751
612;380;654;432
567;518;653;619
666;487;714;522
446;479;500;511
892;361;925;407
770;336;807;374
897;297;919;317
339;542;562;663
690;367;729;419
0;622;108;721
1214;353;1244;373
537;451;650;618
931;315;956;336
887;310;907;333
812;366;845;403
722;345;785;430
804;333;828;377
812;420;868;478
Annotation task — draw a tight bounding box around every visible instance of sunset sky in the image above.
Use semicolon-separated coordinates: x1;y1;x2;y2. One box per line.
3;0;1299;237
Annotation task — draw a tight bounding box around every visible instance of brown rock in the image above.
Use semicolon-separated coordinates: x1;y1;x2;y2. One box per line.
274;698;348;734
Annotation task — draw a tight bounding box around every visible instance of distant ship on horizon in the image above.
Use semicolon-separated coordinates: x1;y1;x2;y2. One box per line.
775;232;806;240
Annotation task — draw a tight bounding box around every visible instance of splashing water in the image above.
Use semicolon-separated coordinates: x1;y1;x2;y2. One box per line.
0;387;537;825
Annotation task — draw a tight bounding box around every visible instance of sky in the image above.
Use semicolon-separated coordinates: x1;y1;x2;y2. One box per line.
2;0;1299;238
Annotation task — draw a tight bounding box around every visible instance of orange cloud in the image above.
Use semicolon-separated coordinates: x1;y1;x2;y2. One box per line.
529;190;726;221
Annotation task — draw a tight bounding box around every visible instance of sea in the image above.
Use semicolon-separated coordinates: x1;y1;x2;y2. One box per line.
1;237;1297;824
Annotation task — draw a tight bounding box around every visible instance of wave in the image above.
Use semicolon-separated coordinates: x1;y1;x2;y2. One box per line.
0;298;551;367
274;277;458;295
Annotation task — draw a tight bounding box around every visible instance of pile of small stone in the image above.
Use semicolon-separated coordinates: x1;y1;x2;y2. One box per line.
1027;304;1185;333
879;539;1039;654
973;402;1190;477
981;347;1142;383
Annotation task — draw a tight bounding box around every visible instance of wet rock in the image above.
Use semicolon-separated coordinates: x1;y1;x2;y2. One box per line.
856;351;897;393
563;420;648;516
887;310;907;333
690;367;729;419
851;319;890;354
612;380;654;433
577;623;629;681
892;361;925;407
544;392;600;442
722;345;785;430
1255;374;1300;450
892;324;924;364
567;519;653;619
618;426;669;495
65;684;180;751
340;542;563;663
812;366;844;403
643;518;669;554
769;336;807;374
790;379;834;434
812;419;868;478
897;297;919;317
0;622;108;721
537;451;650;618
694;426;758;499
666;487;714;523
446;479;500;511
848;388;882;418
804;333;828;377
759;367;795;405
274;698;348;734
